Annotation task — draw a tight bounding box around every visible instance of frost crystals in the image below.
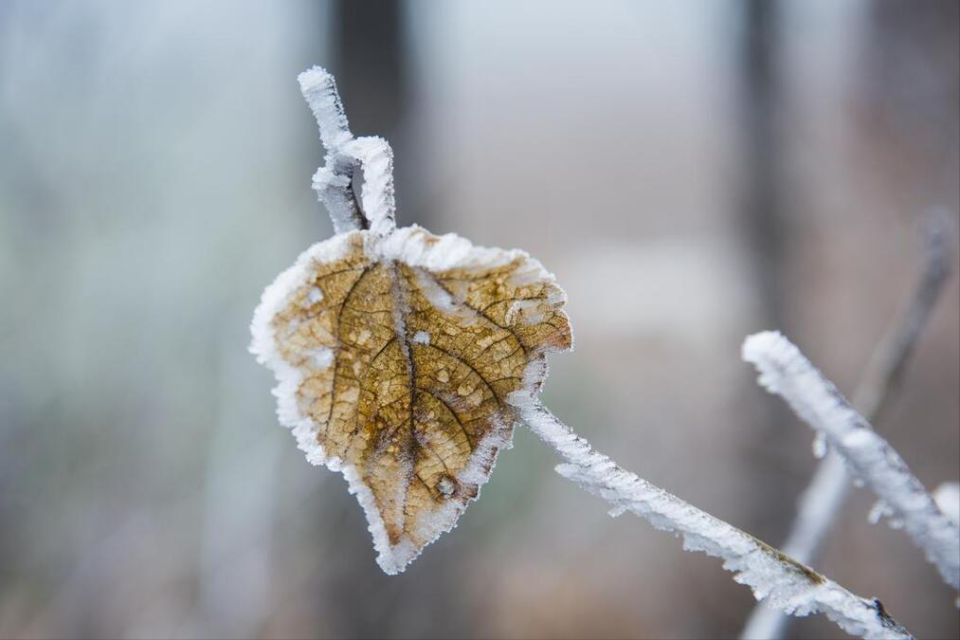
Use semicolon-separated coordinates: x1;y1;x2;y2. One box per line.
743;331;960;592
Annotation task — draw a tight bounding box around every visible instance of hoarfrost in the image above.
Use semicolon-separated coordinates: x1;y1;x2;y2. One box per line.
934;482;960;527
342;136;396;236
297;67;362;234
868;500;893;526
743;331;960;591
812;432;828;459
512;398;912;640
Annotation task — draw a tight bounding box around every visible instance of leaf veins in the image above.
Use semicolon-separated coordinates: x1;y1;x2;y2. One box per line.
255;227;571;573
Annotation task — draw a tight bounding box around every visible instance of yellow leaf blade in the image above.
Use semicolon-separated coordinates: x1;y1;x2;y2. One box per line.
252;227;572;573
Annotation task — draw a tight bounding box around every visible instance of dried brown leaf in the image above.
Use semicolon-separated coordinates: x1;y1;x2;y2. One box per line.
251;226;571;573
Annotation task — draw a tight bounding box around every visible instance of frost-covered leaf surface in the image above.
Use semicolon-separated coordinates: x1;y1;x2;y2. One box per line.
743;331;960;591
251;65;571;574
251;227;571;574
514;401;912;640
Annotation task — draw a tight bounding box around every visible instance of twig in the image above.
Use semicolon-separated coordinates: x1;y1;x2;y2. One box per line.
512;399;913;640
341;136;396;236
742;331;960;592
741;209;956;639
298;67;364;233
855;209;955;425
298;67;399;237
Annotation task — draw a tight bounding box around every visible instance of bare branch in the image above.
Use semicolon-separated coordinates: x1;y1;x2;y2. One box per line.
342;136;397;237
513;400;913;640
298;66;365;233
299;67;402;237
743;331;960;591
853;208;955;423
741;212;956;639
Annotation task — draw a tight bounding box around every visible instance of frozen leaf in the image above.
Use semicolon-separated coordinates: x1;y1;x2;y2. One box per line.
252;65;571;574
251;227;571;573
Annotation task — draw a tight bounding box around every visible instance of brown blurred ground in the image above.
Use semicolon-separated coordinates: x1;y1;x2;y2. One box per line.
0;1;957;639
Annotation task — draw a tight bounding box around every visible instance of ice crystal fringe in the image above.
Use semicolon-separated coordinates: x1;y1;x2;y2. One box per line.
512;399;911;640
743;331;960;591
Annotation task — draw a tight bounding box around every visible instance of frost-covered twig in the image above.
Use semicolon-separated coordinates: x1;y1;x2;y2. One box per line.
743;331;960;592
298;67;362;232
298;67;398;235
513;400;912;640
341;136;396;236
742;210;955;640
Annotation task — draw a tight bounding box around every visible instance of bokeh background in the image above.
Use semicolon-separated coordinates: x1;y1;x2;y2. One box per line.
1;1;958;638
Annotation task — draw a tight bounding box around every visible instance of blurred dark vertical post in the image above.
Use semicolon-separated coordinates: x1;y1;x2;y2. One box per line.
734;0;806;552
310;5;463;638
739;0;785;327
862;0;960;213
329;0;434;228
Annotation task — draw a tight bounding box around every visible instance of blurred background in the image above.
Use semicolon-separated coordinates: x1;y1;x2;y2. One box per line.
1;1;958;638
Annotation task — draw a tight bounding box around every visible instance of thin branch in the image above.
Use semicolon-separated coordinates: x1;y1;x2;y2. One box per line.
513;400;913;640
342;136;397;237
741;208;956;640
298;66;365;233
742;331;960;592
853;208;956;424
299;67;401;236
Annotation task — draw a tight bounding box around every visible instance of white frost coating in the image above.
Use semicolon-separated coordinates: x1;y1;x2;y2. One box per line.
374;226;520;272
868;500;894;525
743;331;960;591
934;483;960;527
295;68;408;238
310;165;360;233
812;432;828;459
748;451;850;640
251;223;568;575
298;66;361;234
505;299;546;326
511;397;912;640
307;346;334;369
298;67;353;151
250;232;359;466
342;136;396;237
409;265;480;326
373;416;513;574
